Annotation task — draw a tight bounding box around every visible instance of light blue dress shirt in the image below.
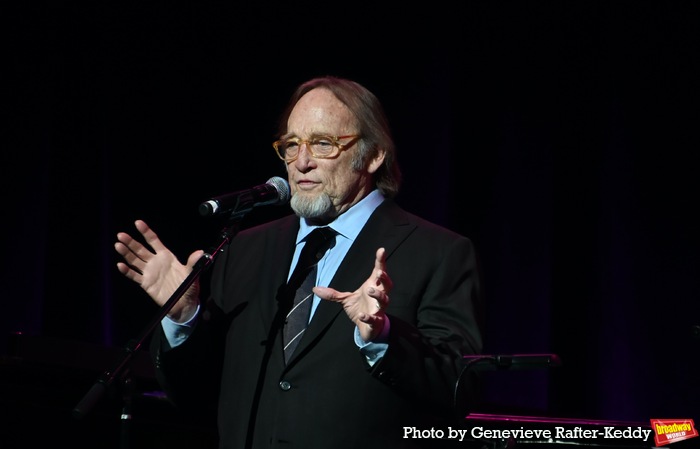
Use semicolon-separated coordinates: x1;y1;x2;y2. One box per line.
162;189;389;365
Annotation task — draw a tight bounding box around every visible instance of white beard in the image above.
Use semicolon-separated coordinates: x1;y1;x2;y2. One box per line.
290;192;333;219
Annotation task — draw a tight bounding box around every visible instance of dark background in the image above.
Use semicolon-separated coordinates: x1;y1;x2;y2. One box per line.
3;1;699;447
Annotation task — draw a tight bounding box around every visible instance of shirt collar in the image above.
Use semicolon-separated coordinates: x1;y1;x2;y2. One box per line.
297;189;385;244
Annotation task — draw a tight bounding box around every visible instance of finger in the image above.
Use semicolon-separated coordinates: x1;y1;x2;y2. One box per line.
114;240;148;272
372;248;394;292
374;247;386;273
359;312;385;328
382;274;394;294
116;229;154;261
116;261;142;283
116;232;145;255
373;269;394;293
367;287;389;310
135;219;169;254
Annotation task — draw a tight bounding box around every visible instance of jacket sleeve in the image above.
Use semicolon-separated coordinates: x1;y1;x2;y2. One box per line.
368;233;484;419
148;297;226;427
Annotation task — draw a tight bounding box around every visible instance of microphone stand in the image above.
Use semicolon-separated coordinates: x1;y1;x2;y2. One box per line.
73;213;246;448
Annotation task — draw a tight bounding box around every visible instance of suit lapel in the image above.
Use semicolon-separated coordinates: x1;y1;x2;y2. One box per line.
289;200;415;362
259;216;299;332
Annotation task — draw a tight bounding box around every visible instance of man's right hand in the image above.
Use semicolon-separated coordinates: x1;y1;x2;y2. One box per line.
114;219;203;323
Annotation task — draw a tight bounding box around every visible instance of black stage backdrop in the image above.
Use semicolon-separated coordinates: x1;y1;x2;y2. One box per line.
3;1;698;445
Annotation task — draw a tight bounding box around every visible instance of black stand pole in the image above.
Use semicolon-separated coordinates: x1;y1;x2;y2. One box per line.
72;215;244;445
120;376;134;449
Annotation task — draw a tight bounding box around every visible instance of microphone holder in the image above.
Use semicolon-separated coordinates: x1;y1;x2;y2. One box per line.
73;212;245;447
453;353;562;419
461;353;562;371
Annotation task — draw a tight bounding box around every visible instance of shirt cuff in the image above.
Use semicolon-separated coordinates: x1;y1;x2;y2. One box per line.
161;304;200;349
354;316;390;366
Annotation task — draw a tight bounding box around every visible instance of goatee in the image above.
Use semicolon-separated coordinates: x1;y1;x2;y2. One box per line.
290;192;333;220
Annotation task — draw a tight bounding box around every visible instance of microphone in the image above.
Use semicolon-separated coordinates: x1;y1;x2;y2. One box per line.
199;176;291;217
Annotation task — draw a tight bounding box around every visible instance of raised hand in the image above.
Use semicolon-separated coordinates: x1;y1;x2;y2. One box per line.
114;219;203;322
314;247;392;342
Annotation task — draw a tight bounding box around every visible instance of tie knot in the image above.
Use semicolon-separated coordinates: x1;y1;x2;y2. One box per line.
305;227;337;261
290;227;337;285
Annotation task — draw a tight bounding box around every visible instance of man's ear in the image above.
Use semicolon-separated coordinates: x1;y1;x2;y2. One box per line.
367;147;386;174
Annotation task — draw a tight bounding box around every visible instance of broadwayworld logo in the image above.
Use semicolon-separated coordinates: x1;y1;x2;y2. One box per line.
650;419;698;446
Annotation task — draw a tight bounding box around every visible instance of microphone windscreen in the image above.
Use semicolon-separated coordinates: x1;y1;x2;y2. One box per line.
267;176;291;205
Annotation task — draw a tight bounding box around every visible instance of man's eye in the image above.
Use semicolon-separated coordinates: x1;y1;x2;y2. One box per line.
312;138;334;147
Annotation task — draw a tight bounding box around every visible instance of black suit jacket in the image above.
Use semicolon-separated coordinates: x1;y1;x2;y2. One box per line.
151;199;483;449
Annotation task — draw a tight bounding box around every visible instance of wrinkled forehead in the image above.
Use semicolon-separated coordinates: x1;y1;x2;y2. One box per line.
287;88;358;136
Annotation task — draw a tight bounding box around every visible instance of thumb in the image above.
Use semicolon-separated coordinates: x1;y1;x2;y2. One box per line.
186;249;206;268
313;286;344;301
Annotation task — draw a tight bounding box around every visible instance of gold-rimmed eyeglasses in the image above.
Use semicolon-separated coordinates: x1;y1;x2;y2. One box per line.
272;134;360;162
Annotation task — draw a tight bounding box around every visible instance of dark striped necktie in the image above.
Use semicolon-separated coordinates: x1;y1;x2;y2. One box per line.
282;227;337;363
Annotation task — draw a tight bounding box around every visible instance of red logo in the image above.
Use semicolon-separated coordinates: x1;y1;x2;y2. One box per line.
650;419;698;446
